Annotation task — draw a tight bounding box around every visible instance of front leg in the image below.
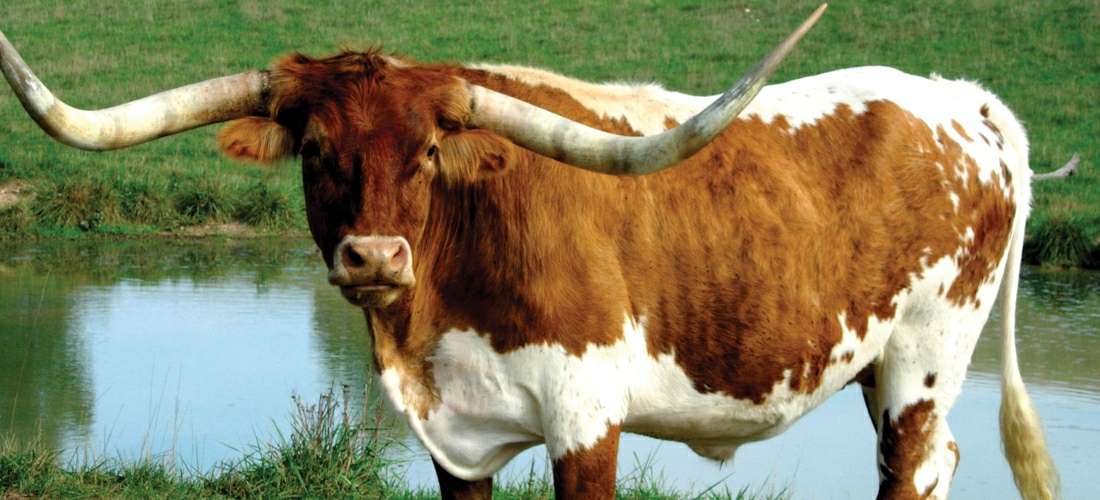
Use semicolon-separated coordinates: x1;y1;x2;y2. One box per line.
551;423;622;500
434;458;493;500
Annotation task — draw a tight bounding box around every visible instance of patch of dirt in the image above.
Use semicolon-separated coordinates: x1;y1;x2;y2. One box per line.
3;492;33;500
0;180;32;209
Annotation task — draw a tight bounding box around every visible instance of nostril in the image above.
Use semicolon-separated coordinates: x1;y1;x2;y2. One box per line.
389;244;407;271
345;246;366;268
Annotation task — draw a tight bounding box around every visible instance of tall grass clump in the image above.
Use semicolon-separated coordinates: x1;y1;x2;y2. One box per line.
1025;212;1094;267
235;180;300;230
118;176;174;227
172;174;235;224
30;176;118;231
204;387;391;499
0;433;59;494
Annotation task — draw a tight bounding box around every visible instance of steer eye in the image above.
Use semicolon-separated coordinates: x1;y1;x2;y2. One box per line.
426;144;438;159
300;140;321;158
438;118;460;132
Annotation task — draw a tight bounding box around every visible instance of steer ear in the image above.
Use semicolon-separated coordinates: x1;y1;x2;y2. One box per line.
437;130;517;185
217;117;295;163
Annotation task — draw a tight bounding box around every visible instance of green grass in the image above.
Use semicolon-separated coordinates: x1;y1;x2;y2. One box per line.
202;389;392;499
0;388;391;499
0;389;784;500
1;0;1097;264
1025;211;1093;268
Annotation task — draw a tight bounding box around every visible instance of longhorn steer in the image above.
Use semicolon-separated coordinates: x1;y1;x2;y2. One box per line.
0;6;1059;499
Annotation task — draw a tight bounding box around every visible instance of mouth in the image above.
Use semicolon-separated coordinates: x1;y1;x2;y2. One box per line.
340;284;402;308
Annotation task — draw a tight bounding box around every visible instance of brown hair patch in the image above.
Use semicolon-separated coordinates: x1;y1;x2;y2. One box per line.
879;400;937;499
951;119;974;142
551;423;622;499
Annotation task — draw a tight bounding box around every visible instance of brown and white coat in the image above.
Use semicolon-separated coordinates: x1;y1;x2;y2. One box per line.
360;63;1033;500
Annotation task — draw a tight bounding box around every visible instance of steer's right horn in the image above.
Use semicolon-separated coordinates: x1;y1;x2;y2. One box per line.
468;4;827;176
0;29;268;152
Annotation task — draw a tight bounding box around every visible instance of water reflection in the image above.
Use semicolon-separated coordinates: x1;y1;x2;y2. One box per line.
971;266;1100;397
0;262;93;449
1;240;1097;498
0;239;375;465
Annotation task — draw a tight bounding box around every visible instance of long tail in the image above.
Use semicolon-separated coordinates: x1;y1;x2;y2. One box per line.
998;198;1060;499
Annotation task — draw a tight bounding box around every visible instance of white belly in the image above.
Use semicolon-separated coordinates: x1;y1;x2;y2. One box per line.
379;312;893;479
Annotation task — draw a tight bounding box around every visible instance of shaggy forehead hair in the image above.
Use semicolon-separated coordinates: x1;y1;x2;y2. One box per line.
217;48;513;190
268;50;471;133
217;49;471;167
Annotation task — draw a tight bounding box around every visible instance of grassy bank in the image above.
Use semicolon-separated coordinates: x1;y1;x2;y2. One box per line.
2;0;1100;265
1;0;1096;265
0;390;781;500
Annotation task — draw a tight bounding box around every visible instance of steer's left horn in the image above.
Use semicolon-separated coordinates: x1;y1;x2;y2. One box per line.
467;4;827;176
0;29;268;151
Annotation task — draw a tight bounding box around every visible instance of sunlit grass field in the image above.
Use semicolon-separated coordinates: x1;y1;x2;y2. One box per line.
1;0;1097;263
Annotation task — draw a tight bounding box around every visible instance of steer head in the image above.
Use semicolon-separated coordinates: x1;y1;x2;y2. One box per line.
217;52;518;308
0;5;824;309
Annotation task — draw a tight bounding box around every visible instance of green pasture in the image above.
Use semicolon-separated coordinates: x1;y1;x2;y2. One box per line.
1;0;1097;264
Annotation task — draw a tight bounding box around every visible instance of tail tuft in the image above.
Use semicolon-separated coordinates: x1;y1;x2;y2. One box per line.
1000;373;1060;500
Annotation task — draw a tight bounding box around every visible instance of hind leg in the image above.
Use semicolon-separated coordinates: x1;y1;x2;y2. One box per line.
873;394;960;499
869;316;983;499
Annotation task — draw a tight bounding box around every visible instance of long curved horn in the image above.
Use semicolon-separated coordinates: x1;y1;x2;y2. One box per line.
0;29;268;152
467;4;827;176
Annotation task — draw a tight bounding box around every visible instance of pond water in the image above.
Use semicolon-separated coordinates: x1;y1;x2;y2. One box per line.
1;239;1097;498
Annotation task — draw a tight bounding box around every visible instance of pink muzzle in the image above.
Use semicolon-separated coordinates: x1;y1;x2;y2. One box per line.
328;235;416;307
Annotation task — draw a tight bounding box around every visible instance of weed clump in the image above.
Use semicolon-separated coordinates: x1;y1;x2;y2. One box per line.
236;181;299;230
0;438;51;492
118;177;173;226
1026;213;1093;268
31;177;119;230
204;387;390;499
173;174;234;224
